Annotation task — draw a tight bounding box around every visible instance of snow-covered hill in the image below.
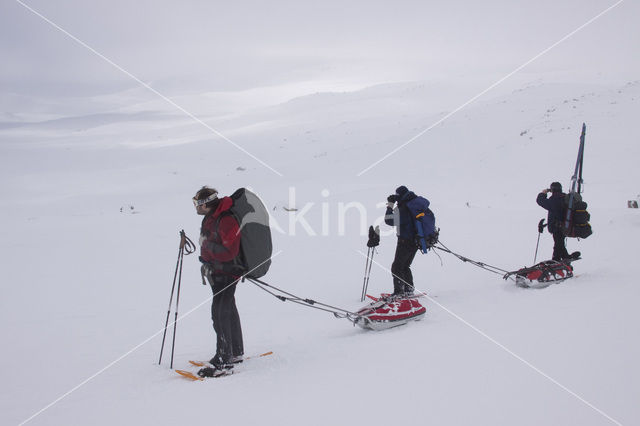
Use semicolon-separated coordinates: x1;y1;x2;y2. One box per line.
2;75;639;426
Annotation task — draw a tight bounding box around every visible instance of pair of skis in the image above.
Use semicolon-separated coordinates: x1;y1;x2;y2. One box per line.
175;351;273;381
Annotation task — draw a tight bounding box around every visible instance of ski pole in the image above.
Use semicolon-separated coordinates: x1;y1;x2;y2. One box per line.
361;247;374;302
170;244;184;369
360;247;369;301
158;235;184;366
159;230;195;367
533;219;546;264
361;226;380;301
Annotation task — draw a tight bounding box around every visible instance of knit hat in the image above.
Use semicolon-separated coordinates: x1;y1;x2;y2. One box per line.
550;182;562;193
395;186;409;197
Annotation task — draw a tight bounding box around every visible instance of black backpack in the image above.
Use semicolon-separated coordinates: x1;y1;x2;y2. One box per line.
563;192;592;239
227;188;273;278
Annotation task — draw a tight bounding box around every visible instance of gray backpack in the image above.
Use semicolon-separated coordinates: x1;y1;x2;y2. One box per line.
227;188;273;278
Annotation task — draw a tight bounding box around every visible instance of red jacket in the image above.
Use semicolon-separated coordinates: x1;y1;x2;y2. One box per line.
199;197;241;264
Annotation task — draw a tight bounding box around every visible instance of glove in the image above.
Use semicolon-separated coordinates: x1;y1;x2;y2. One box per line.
367;225;380;247
386;194;397;209
538;219;547;233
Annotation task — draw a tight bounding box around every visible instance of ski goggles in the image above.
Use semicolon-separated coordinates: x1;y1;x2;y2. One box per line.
192;192;218;207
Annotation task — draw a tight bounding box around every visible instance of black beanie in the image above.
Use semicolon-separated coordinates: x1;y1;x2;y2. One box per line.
550;182;562;193
395;186;409;197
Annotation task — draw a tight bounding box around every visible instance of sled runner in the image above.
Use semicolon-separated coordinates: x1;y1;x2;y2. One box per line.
504;258;578;289
354;294;426;330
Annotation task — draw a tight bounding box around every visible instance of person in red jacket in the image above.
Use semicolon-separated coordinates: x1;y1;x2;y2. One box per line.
193;187;244;376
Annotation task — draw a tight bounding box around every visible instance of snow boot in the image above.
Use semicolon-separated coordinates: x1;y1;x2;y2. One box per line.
197;365;233;378
209;354;235;370
562;251;581;262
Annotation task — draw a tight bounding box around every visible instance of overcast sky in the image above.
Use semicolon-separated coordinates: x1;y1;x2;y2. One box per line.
1;0;638;106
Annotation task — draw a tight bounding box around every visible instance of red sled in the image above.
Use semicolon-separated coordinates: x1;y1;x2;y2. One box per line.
504;260;574;289
354;294;426;330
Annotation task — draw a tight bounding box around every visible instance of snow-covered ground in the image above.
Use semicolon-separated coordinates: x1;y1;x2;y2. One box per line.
2;1;640;425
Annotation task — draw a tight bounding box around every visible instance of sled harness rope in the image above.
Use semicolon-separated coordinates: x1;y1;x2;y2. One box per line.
246;277;362;322
433;240;515;280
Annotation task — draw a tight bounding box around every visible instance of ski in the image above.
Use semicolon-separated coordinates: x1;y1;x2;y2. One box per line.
176;369;204;381
175;351;273;381
175;368;233;381
188;351;273;367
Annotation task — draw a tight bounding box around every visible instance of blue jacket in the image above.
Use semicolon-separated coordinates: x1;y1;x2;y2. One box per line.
537;191;566;233
385;191;418;240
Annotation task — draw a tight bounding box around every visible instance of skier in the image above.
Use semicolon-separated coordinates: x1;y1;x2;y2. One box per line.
385;185;421;296
536;182;570;261
193;186;244;376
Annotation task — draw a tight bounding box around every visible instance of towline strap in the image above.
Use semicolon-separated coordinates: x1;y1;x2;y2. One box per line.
433;240;513;278
246;277;361;321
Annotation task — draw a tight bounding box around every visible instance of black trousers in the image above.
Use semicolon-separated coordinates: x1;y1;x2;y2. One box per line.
391;238;418;294
552;231;569;261
207;274;244;364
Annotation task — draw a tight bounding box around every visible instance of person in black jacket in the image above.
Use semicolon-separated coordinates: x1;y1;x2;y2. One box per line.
536;182;570;261
385;186;419;296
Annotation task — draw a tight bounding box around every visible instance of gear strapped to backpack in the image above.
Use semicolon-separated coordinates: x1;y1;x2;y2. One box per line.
563;192;592;239
562;124;593;240
224;188;273;278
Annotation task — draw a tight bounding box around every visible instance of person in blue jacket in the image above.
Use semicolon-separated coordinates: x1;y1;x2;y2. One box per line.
385;186;420;296
536;182;570;261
